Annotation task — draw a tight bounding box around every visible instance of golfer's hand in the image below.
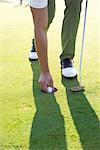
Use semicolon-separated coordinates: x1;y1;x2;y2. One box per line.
38;72;54;92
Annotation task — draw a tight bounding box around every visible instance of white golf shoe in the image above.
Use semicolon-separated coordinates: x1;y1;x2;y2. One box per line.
61;58;77;78
29;39;38;61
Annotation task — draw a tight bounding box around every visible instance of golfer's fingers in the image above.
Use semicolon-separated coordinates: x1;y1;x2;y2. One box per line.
48;80;54;88
39;82;48;92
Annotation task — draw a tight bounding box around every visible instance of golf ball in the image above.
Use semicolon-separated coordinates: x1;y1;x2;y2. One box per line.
47;87;53;93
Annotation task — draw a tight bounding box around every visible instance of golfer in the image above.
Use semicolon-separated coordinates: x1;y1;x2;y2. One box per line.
29;0;83;92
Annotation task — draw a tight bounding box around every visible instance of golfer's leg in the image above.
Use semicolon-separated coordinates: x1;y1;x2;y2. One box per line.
60;0;83;59
48;0;55;28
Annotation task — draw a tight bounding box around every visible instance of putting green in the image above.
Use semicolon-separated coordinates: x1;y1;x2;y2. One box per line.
0;0;100;150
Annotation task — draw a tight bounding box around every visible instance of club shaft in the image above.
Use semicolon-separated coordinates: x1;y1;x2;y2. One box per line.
79;0;88;85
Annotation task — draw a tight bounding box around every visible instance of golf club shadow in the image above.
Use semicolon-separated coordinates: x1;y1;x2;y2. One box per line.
62;76;100;149
29;61;67;150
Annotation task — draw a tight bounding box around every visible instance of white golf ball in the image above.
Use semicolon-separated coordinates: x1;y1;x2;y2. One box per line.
47;87;53;93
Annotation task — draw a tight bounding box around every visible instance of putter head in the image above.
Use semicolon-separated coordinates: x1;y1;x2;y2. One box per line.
68;86;85;92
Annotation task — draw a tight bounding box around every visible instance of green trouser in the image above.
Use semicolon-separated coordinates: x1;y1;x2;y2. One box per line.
48;0;83;59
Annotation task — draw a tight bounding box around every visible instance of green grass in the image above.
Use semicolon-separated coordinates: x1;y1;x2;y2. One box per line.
0;0;100;150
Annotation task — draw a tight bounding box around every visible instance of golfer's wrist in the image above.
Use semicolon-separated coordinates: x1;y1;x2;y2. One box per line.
40;66;50;73
41;69;50;74
40;63;50;74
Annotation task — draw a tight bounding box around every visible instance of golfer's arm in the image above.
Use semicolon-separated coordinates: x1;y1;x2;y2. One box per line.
31;7;49;73
38;50;50;74
37;46;50;74
35;31;49;73
34;8;49;73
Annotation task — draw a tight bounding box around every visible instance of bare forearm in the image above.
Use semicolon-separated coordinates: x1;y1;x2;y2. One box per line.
35;29;49;73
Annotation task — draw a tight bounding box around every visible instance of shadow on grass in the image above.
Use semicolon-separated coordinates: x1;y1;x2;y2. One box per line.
62;76;100;150
29;61;67;150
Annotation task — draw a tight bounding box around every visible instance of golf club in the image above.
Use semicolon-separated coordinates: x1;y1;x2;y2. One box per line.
69;0;88;92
